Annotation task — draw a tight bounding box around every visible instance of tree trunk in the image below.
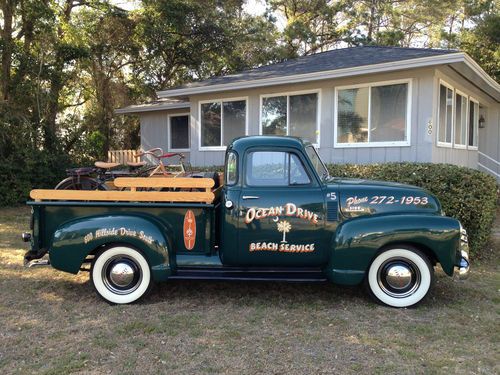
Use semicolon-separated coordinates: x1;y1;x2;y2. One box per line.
1;0;14;101
44;0;74;150
367;0;377;42
92;57;114;158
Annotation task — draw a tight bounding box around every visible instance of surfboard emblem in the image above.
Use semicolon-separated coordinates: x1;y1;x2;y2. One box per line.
183;210;196;250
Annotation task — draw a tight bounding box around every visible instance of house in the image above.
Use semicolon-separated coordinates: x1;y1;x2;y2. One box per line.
116;46;500;182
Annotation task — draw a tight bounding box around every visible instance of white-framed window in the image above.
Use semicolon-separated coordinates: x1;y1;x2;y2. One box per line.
468;98;479;149
168;113;190;151
454;90;468;149
199;97;247;150
334;79;411;148
260;90;320;146
436;79;480;150
437;81;454;147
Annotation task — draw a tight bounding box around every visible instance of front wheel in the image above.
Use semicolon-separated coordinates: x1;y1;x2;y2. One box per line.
365;246;434;308
91;245;152;304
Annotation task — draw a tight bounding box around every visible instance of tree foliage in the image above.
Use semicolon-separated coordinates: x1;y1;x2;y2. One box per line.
0;0;498;205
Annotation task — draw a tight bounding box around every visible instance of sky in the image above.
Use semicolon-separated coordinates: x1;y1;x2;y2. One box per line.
111;0;267;14
109;0;286;31
110;0;274;18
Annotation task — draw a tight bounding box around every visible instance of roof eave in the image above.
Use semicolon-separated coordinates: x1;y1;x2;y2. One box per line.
157;53;466;98
115;102;190;115
157;52;499;102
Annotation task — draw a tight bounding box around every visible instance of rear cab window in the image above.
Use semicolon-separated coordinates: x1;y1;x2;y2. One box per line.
225;151;238;185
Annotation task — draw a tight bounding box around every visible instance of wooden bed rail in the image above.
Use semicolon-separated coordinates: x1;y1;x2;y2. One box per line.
113;177;214;191
30;177;218;203
30;189;215;203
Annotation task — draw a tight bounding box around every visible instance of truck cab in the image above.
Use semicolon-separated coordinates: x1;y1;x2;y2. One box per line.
220;136;330;267
23;136;470;307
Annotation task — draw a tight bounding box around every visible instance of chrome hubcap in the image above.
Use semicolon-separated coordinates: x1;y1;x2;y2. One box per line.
377;258;420;298
109;262;135;287
385;265;412;289
102;256;142;295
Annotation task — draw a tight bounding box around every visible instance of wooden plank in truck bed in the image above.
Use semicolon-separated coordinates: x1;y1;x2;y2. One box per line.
30;189;215;203
113;177;214;190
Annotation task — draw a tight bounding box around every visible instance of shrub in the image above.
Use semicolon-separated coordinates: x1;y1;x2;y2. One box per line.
0;149;71;207
327;162;498;257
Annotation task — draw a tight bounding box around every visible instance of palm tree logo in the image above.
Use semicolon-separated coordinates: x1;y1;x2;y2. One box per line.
277;220;292;243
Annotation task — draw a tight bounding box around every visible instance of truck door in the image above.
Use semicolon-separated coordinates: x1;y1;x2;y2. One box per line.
233;149;327;267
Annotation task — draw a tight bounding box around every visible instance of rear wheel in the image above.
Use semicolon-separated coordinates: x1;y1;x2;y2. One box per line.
365;246;434;308
55;176;104;190
91;245;152;304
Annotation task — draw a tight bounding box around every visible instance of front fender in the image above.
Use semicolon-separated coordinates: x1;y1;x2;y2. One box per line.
49;214;172;282
325;214;460;285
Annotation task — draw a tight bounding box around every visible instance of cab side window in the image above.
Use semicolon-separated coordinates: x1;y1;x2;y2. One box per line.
246;151;310;186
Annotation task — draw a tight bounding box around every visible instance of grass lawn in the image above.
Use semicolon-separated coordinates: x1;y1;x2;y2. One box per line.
0;206;498;374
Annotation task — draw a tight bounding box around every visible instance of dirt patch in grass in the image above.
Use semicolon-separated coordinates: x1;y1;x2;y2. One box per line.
0;206;498;374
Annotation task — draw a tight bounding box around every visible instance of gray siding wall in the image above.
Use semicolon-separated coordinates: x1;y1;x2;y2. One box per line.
187;68;436;167
138;66;498;178
432;67;500;181
478;105;500;182
139;108;191;163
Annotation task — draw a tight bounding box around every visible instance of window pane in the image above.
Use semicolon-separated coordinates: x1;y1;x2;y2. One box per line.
469;101;479;147
454;94;462;145
170;115;189;149
337;88;369;143
445;88;453;143
246;151;287;186
462;97;467;144
454;94;467;146
438;85;447;142
262;96;286;135
290;93;317;143
223;100;246;146
370;84;407;142
289;154;310;185
201;102;221;147
225;151;237;185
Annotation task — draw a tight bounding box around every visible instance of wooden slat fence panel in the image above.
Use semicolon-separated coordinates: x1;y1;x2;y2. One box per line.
108;150;139;164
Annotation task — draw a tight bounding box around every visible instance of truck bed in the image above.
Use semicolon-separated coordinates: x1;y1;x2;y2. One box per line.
30;176;222;204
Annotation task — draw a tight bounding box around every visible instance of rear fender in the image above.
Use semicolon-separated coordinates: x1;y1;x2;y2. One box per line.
49;214;173;282
325;214;460;285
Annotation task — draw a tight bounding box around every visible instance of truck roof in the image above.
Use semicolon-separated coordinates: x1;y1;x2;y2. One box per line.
227;135;311;153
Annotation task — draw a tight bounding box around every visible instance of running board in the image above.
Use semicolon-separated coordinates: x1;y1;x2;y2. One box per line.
170;266;328;282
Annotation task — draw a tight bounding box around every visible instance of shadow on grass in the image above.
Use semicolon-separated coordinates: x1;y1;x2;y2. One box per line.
1;253;492;311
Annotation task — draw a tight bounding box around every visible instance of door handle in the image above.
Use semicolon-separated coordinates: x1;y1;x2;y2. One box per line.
242;195;260;200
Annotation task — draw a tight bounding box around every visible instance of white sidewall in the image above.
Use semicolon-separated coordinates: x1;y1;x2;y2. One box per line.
92;246;151;304
368;248;431;308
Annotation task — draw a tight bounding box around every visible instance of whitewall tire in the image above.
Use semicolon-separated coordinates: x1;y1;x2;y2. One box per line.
91;246;152;304
366;246;433;308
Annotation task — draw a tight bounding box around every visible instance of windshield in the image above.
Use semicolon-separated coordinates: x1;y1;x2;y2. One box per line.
305;146;329;181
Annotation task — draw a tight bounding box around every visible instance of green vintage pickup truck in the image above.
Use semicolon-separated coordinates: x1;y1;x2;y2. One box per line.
22;136;470;307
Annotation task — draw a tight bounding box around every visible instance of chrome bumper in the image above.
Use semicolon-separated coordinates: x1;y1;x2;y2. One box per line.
455;225;470;280
456;250;470;280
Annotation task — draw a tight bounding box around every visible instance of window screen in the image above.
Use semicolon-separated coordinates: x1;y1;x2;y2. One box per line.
170;115;189;149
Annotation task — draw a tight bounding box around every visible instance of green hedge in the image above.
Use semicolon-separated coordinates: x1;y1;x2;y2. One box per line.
327;162;498;257
195;162;497;257
0;150;71;207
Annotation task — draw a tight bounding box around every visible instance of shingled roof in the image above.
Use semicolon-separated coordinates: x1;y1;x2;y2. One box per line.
157;46;474;98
